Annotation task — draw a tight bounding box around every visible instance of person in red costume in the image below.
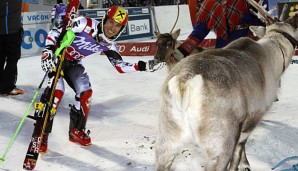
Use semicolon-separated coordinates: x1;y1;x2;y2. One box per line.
174;0;269;58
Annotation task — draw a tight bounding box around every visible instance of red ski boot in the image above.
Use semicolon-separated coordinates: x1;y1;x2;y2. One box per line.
69;128;91;146
39;133;48;153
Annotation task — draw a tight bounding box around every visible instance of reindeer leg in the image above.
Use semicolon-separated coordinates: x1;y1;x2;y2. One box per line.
234;112;264;171
230;135;251;171
155;113;183;171
203;135;236;171
239;148;250;171
235;132;253;171
200;118;239;171
229;134;248;171
155;131;182;171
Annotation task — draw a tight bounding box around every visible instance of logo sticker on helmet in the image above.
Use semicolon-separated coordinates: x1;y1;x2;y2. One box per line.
108;6;128;26
114;9;126;23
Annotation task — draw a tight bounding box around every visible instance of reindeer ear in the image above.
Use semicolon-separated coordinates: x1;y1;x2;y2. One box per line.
249;26;266;38
172;29;181;40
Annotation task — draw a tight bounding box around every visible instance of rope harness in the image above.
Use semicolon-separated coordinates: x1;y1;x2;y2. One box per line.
272;156;298;171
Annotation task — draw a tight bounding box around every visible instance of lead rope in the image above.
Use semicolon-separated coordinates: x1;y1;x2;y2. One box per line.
272;156;298;171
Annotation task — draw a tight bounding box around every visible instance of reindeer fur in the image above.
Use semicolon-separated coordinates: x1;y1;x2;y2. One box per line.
155;13;298;171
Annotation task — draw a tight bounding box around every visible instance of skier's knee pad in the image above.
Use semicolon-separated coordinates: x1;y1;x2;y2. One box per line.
80;89;92;119
45;89;64;133
53;89;64;109
69;89;92;131
50;89;64;116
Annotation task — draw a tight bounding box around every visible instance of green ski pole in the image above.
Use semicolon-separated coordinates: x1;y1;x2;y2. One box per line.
0;72;48;164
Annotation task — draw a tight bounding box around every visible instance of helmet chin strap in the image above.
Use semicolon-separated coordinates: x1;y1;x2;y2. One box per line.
97;27;114;44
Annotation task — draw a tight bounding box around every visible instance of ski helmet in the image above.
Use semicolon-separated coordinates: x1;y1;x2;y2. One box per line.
106;6;128;26
98;6;128;41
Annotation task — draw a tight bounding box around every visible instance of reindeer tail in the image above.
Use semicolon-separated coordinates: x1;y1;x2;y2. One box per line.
167;75;204;114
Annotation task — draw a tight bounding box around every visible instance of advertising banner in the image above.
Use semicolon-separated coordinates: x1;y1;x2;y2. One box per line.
20;6;219;57
116;39;216;56
79;7;154;41
21;7;155;57
21;11;51;57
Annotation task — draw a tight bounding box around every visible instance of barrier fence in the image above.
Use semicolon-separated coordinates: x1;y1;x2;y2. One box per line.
21;5;194;57
20;3;298;58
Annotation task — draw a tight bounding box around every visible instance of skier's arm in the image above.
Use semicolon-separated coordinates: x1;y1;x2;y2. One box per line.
104;50;165;73
104;50;143;73
41;27;62;72
42;24;76;72
45;27;62;50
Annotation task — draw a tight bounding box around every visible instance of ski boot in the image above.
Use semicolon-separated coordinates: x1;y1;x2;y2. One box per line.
69;128;91;146
68;105;91;146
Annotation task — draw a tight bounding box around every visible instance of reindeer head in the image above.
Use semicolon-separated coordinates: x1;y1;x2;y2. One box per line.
283;12;298;37
268;13;298;40
247;0;298;76
247;0;298;43
151;2;182;73
250;13;298;40
154;29;181;63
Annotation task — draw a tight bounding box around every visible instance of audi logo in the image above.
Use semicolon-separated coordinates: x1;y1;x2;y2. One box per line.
117;45;126;53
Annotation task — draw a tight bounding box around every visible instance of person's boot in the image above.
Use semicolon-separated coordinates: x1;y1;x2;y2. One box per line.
69;128;91;146
68;105;91;146
9;86;25;95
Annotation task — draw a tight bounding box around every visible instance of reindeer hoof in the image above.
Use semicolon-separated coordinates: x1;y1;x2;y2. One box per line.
238;166;251;171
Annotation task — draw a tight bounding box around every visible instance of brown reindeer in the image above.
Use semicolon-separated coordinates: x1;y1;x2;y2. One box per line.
151;4;204;73
154;0;298;170
154;29;204;72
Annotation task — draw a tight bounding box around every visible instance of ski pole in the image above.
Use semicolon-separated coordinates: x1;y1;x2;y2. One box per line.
0;72;48;165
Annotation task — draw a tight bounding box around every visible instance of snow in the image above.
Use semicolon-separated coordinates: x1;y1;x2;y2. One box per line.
1;52;298;171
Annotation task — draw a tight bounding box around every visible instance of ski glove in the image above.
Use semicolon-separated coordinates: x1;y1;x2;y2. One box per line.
41;48;57;72
138;60;166;72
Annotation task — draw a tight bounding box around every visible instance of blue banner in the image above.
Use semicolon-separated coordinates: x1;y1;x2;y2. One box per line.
79;7;154;41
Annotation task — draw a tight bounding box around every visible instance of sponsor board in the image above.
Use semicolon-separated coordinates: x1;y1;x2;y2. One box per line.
21;8;154;57
115;39;216;56
22;26;49;57
22;11;51;24
20;7;219;57
116;42;156;56
79;7;154;40
21;11;51;57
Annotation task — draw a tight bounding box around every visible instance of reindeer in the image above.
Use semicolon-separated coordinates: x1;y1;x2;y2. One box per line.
151;4;203;72
154;0;298;170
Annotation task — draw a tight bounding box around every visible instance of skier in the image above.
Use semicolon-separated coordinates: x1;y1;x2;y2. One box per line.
50;0;67;29
174;0;269;59
39;5;163;152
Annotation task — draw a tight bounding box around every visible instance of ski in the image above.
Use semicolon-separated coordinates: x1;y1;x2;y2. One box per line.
23;0;80;170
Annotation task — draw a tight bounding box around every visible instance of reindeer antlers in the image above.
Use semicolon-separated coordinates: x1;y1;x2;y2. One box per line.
246;0;277;25
150;6;160;34
170;1;180;33
150;0;180;35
